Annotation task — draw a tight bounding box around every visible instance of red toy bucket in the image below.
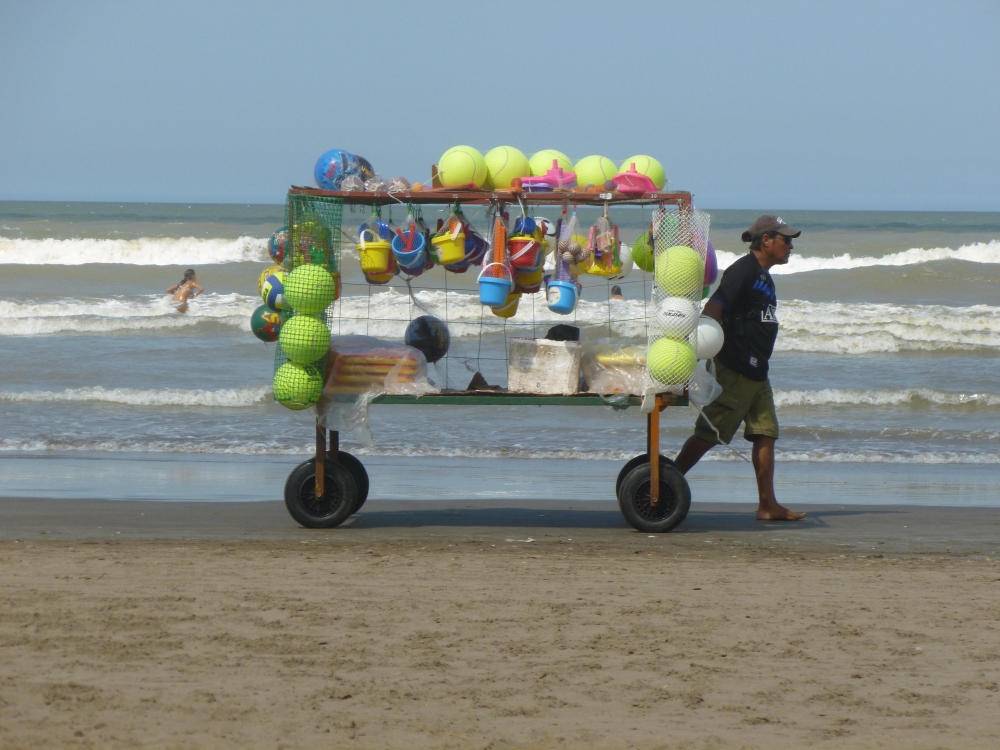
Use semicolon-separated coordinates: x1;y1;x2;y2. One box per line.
508;235;541;270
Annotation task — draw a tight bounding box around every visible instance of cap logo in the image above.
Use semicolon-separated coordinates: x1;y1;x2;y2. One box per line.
775;217;786;225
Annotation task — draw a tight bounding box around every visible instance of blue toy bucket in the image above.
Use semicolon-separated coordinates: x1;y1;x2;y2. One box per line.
392;231;426;272
546;279;578;315
477;263;513;307
464;230;488;265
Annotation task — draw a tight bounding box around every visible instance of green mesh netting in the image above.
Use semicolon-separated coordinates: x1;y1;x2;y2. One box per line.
273;195;343;410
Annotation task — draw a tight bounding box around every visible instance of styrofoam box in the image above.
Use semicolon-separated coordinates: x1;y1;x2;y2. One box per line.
507;338;581;395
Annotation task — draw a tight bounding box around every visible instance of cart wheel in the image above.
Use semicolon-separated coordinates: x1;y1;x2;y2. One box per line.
335;451;369;513
618;461;691;533
616;454;677;498
290;453;369;513
284;459;357;529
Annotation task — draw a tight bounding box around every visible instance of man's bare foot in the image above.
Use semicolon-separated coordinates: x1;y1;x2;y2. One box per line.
756;503;806;521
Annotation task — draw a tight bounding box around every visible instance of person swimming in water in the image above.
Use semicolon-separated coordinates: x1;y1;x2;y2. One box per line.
167;269;203;313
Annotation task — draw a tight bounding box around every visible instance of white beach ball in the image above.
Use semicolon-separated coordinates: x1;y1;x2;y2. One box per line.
695;315;724;359
657;297;699;338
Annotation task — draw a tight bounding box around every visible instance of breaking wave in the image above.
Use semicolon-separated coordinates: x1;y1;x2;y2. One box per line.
716;239;1000;275
774;387;1000;409
5;291;1000;354
0;235;268;265
0;386;271;407
776;301;1000;353
0;293;256;335
1;438;998;465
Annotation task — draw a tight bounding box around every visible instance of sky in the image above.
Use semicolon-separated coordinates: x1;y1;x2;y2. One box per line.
1;0;998;210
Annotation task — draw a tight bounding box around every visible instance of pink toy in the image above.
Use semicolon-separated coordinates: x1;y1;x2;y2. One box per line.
521;160;578;191
611;162;658;195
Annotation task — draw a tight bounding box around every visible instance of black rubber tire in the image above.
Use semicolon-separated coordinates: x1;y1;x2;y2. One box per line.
618;461;691;533
616;454;677;498
289;453;369;513
284;459;357;529
335;451;369;513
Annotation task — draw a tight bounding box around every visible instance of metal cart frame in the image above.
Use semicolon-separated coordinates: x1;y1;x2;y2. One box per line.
282;185;697;533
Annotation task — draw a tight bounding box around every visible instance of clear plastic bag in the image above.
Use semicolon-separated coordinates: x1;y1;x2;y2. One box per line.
687;359;723;408
318;335;436;445
558;210;590;272
585;204;622;277
581;343;647;399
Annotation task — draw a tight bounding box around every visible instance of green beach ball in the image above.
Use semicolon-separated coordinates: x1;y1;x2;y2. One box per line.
528;149;573;176
631;231;655;272
273;362;323;410
655;245;704;296
574;155;617;188
484;146;530;189
619;155;666;189
647;338;697;385
279;314;330;365
438;146;488;188
284;264;336;315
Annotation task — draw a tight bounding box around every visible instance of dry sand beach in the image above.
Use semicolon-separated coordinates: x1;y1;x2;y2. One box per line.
2;499;999;749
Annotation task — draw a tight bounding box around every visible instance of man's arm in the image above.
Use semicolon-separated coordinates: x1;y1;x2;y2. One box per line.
702;300;723;322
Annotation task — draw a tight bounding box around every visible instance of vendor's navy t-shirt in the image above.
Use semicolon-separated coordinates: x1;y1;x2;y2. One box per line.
709;252;778;381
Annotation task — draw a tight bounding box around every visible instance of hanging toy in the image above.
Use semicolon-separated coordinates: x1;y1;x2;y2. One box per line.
586;204;623;277
445;206;484;273
430;204;467;266
392;207;427;277
546;215;580;315
357;207;392;275
478;205;512;307
558;209;590;277
508;198;543;271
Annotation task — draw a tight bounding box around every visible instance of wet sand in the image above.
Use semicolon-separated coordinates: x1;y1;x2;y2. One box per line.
2;498;999;748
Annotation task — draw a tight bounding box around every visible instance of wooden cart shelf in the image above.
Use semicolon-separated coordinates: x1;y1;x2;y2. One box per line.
290;185;692;208
370;392;686;407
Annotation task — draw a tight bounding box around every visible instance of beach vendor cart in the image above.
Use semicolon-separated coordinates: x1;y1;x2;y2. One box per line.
257;179;717;534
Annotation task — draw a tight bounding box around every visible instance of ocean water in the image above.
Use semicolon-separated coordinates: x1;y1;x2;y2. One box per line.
1;201;999;505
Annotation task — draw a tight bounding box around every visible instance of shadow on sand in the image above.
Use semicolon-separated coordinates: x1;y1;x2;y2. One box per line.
350;504;901;534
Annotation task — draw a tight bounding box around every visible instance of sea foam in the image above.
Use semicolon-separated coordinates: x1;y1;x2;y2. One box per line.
777;300;1000;353
715;239;1000;275
1;293;256;335
5;291;1000;354
0;236;269;265
774;388;1000;409
1;438;997;464
0;386;271;407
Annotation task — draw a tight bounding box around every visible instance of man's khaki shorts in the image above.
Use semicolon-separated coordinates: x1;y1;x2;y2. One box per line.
694;359;779;445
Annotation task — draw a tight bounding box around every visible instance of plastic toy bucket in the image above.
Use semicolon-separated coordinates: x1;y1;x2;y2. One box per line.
392;232;426;274
491;292;521;318
431;232;466;265
464;230;488;265
508;235;541;270
514;265;543;293
398;258;426;276
477;263;513;306
365;268;395;285
546;279;578;315
359;238;391;273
